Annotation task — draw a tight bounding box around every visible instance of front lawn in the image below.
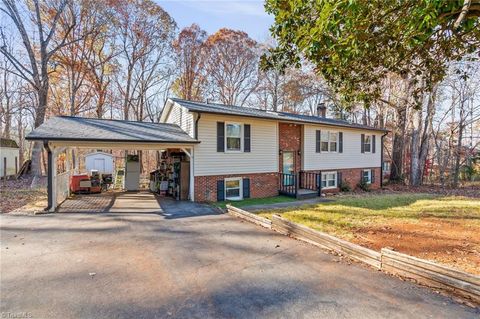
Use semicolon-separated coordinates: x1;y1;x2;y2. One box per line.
256;193;480;275
214;195;296;209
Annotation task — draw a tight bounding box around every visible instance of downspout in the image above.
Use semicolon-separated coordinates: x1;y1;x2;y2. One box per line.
380;132;388;188
44;140;53;212
192;113;201;201
194;113;201;139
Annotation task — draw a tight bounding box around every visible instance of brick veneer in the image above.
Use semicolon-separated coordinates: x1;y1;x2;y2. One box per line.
278;123;302;173
305;167;382;193
194;172;279;202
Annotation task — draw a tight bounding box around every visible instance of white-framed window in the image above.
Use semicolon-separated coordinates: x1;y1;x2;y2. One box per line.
225;178;242;200
383;161;390;172
321;171;337;189
363;169;372;184
226;122;242;152
364;135;372;153
321;131;338;152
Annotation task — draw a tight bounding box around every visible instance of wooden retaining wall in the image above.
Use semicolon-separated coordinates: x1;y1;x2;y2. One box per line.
271;214;382;269
381;248;480;303
226;205;272;229
226;206;480;304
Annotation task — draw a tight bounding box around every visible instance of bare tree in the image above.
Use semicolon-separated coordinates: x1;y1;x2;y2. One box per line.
0;0;86;177
204;29;260;106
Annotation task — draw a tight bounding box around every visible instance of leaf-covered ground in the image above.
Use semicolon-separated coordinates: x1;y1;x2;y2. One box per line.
0;177;47;213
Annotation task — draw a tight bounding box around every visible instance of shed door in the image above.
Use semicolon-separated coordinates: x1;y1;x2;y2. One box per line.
94;158;105;172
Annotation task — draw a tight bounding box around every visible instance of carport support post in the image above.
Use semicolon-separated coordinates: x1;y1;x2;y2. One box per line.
181;147;195;202
44;142;58;212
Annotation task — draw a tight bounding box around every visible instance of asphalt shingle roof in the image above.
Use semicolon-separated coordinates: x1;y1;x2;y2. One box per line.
0;138;19;148
170;98;388;132
26;116;199;144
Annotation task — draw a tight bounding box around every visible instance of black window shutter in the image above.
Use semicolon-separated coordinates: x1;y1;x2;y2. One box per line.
360;170;363;182
372;135;376;153
337;171;342;186
316;130;321;153
217;180;225;201
217;122;225;152
243;178;250;198
371;169;375;184
361;134;365;153
244;124;251;152
339;132;343;153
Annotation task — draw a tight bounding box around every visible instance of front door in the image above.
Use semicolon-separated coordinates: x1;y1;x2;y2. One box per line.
282;151;295;186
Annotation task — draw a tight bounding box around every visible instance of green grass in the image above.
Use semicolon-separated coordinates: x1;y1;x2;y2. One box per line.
214;195;296;209
256;193;480;239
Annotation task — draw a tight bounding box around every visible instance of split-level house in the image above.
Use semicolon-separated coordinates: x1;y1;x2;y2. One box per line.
160;98;388;202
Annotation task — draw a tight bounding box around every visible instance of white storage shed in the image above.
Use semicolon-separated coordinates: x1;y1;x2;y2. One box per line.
85;152;114;174
0;138;20;177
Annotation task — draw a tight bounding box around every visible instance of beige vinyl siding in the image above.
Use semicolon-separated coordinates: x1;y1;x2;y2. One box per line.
195;114;278;176
303;125;381;170
165;103;194;137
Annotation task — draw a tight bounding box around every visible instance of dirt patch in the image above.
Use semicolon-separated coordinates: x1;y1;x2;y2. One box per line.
351;218;480;275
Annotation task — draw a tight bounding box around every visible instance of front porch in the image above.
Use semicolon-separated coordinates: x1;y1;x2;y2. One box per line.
279;171;322;200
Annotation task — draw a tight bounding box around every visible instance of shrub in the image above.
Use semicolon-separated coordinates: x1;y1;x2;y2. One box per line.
339;179;351;192
357;179;371;192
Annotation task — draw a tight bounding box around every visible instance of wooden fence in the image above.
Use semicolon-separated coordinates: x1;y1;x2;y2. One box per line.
226;206;480;303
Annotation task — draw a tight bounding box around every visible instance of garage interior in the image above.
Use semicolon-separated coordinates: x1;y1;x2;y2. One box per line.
25;116;199;212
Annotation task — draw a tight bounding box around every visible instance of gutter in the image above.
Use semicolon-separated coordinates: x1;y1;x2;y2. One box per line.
43;140;53;212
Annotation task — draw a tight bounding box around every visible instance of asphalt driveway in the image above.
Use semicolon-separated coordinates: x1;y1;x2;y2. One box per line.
1;199;478;318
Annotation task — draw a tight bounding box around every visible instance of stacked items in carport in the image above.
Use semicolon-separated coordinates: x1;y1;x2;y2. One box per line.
149;150;189;200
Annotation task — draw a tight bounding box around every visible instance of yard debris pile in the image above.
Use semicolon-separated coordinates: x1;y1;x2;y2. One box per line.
0;177;47;213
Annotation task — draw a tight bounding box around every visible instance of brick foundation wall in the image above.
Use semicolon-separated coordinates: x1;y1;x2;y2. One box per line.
194;172;279;202
305;167;381;193
279;123;302;173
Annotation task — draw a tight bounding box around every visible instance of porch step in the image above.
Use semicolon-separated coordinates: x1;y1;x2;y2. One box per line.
296;189;319;200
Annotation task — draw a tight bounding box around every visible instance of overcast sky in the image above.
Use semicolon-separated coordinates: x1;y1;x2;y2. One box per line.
156;0;274;41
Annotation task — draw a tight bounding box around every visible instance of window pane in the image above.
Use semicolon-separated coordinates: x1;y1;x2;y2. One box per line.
328;180;335;187
226;188;240;198
321;131;329;141
321;180;326;187
365;135;371;144
226;124;241;137
364;143;371;152
321;141;329;152
329;132;337;142
227;137;241;150
330;142;337;152
225;180;240;189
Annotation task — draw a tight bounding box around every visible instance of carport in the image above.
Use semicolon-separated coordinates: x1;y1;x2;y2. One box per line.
26;116;200;212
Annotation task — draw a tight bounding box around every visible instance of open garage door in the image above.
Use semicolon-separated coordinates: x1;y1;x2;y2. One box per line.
26;116;199;212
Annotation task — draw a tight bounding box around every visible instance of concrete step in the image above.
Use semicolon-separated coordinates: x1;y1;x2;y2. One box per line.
296;189;319;200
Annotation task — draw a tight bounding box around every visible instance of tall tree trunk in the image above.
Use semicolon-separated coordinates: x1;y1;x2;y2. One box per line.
31;85;48;177
417;87;436;184
390;106;407;181
410;109;422;186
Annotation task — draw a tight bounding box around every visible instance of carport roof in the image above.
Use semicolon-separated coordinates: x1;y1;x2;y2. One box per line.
26;116;199;144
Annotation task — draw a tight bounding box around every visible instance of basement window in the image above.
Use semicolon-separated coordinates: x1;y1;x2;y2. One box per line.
321;171;337;189
363;169;372;184
225;178;242;200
